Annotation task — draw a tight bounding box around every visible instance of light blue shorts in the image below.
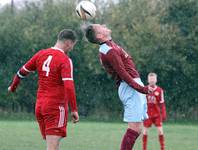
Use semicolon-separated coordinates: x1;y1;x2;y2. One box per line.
118;78;148;122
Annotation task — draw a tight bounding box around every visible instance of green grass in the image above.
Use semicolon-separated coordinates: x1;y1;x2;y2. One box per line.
0;121;197;150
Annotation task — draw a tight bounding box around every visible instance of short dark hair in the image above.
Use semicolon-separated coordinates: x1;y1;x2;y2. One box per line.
58;29;77;42
85;25;100;44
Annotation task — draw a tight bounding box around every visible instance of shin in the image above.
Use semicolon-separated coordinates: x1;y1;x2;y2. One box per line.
120;122;142;150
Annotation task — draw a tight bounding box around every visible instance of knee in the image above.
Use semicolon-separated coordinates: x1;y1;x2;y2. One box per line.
46;136;61;150
47;144;59;150
143;128;148;135
128;122;142;133
157;127;164;135
159;131;164;135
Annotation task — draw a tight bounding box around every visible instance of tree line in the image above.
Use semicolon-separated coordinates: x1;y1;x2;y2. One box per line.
0;0;197;120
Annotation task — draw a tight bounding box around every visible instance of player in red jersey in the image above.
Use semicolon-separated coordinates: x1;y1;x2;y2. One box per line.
8;29;79;150
142;73;167;150
84;24;154;150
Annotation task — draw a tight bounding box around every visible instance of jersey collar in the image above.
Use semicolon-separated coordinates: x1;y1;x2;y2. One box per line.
51;47;65;53
99;39;112;45
149;85;158;91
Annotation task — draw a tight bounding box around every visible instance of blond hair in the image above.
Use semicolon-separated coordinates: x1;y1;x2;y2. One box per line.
148;72;157;77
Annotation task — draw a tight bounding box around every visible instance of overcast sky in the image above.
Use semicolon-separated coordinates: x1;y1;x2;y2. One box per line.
0;0;100;5
0;0;10;5
0;0;24;6
0;0;113;7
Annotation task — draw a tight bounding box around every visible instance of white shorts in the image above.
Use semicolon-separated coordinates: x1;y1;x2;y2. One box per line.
118;78;148;122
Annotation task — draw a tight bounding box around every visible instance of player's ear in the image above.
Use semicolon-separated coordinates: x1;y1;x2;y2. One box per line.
65;40;72;45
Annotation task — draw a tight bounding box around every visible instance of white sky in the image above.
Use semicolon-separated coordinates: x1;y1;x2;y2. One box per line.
0;0;10;5
0;0;116;6
0;0;100;5
0;0;22;6
0;0;43;7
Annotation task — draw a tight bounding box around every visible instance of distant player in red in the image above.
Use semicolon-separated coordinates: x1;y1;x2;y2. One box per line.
143;73;167;150
8;29;79;150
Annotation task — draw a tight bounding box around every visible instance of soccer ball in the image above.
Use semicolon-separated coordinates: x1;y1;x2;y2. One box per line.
76;1;96;20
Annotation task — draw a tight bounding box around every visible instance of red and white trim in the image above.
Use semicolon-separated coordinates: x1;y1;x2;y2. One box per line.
17;71;25;78
58;106;65;128
23;66;33;73
69;59;73;78
62;78;73;81
62;59;73;81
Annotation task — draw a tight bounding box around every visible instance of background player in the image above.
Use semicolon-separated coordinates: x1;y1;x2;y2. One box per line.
84;24;154;150
142;72;167;150
8;29;79;150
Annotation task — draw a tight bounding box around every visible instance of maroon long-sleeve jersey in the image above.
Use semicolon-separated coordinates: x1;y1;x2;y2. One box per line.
99;40;148;94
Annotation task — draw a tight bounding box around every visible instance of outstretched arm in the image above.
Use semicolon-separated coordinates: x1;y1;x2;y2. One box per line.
8;52;38;92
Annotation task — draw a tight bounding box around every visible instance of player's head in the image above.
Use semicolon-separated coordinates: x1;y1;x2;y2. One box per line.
148;72;157;86
85;24;112;44
57;29;77;51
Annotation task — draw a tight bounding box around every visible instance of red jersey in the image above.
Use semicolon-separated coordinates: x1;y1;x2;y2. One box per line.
14;47;77;111
146;86;166;118
99;40;148;94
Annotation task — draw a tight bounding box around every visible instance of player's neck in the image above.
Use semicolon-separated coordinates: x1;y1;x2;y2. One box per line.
149;84;157;88
54;43;67;53
100;36;112;45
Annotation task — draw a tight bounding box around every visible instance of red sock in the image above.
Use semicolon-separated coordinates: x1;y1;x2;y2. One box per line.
142;135;147;150
120;128;140;150
159;135;165;150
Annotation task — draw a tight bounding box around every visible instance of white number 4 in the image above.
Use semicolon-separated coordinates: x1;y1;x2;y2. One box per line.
42;55;52;76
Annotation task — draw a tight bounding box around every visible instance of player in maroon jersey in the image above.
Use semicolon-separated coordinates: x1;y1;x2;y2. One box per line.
142;73;167;150
8;29;79;150
84;24;154;150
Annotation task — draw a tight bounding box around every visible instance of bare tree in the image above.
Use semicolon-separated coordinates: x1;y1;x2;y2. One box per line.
11;0;14;14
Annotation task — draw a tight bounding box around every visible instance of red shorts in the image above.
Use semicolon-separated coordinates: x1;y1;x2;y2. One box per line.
143;116;162;127
35;98;68;139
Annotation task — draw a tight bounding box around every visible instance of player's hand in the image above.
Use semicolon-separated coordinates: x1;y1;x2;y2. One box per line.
71;111;79;123
8;86;15;93
148;86;155;93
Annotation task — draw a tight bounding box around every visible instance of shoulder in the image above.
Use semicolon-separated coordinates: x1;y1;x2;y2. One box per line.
99;43;113;55
156;86;164;95
99;44;120;58
29;49;46;60
60;55;72;67
157;86;163;91
34;48;51;57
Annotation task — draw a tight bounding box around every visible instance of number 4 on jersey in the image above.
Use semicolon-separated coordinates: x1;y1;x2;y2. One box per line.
42;55;52;76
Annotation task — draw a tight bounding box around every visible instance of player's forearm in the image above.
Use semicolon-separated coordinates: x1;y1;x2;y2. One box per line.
127;78;148;94
64;81;78;112
9;74;21;92
67;90;78;112
119;71;148;94
9;67;30;92
160;103;167;119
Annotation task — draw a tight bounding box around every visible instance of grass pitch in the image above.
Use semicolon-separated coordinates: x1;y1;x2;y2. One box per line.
0;121;197;150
